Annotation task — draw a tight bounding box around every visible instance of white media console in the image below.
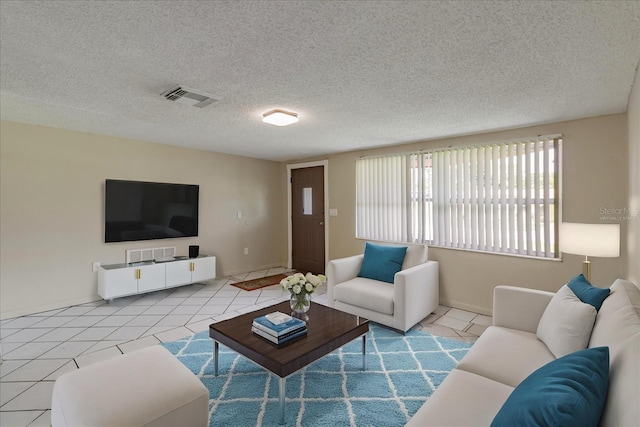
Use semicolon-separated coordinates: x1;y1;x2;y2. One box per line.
98;255;216;301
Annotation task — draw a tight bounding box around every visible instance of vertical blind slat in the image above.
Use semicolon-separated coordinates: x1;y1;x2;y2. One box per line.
444;151;451;246
431;153;438;245
534;141;541;256
463;149;471;248
525;142;533;255
516;143;524;254
477;146;486;251
438;152;446;246
457;150;464;248
407;155;413;242
491;145;500;252
424;154;432;243
500;144;508;253
543;139;552;256
449;150;454;246
508;143;516;253
450;151;457;247
485;148;490;250
470;147;478;250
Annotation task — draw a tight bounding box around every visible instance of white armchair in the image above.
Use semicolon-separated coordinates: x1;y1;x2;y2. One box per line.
327;243;439;333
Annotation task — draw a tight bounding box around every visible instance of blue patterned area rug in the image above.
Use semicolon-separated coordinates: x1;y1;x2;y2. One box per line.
162;324;473;427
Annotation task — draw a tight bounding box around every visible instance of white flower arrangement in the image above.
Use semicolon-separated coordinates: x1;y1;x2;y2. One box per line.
280;272;326;296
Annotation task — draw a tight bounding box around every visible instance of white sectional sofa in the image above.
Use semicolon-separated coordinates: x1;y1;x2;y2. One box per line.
407;279;640;426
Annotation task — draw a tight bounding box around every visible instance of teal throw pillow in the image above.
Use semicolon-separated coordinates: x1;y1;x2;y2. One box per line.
358;243;407;284
567;274;610;311
491;346;609;427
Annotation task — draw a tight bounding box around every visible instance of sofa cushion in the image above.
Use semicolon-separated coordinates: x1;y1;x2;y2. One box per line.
567;274;610;311
589;279;640;427
536;284;596;358
358;243;407;284
599;333;640;427
589;279;640;356
402;244;428;270
491;346;609;427
456;326;555;388
370;242;427;270
406;369;513;427
333;277;394;314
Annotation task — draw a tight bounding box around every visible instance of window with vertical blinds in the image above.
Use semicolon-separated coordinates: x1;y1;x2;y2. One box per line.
356;136;561;258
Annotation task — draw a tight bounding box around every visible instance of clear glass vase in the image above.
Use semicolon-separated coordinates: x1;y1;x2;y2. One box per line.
290;292;311;314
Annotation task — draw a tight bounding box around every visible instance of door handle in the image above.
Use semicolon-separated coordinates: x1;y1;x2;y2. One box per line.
320;222;325;226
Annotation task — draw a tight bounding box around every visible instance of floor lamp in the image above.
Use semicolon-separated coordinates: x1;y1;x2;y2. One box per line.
560;222;620;283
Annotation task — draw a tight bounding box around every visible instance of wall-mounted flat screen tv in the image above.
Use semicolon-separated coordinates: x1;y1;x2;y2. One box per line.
105;179;199;243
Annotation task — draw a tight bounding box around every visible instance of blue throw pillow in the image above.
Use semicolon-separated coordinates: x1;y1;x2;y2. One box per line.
491;346;609;427
567;274;610;311
358;243;407;284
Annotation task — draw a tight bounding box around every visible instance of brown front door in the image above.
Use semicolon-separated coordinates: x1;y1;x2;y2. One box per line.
291;166;325;275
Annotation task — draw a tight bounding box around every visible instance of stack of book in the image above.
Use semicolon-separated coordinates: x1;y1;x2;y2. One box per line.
252;312;307;345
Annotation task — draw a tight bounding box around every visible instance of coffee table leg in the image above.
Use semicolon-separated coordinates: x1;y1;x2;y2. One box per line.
362;335;366;370
213;340;219;376
279;377;286;425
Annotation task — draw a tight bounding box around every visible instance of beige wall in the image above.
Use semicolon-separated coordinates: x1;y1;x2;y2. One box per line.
628;64;640;284
304;114;628;315
1;110;632;319
0;121;287;319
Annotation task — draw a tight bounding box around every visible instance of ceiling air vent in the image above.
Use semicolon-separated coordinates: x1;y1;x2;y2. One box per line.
160;85;220;108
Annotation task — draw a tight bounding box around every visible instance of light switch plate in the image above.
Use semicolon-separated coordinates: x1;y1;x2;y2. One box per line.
329;208;338;217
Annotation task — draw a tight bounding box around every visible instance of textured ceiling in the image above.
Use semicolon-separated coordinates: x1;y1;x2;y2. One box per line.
1;1;639;162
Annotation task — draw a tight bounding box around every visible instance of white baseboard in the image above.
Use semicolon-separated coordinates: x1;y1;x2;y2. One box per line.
220;263;288;278
439;298;493;317
0;295;102;321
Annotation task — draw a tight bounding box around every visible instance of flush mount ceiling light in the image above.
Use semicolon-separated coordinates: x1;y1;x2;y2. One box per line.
262;109;299;126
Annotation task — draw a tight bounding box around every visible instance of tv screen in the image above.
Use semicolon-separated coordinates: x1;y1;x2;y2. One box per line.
105;179;199;243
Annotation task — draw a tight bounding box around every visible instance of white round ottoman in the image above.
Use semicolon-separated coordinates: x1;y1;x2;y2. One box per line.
51;345;209;427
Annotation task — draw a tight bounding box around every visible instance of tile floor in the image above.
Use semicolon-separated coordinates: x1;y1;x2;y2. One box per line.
0;267;491;427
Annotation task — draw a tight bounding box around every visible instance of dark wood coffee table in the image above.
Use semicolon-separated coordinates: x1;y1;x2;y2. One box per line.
209;300;369;425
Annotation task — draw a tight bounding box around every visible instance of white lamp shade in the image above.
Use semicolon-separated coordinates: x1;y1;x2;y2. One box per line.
560;222;620;258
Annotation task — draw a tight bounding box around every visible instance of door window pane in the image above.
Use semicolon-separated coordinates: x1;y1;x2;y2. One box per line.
303;187;312;215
